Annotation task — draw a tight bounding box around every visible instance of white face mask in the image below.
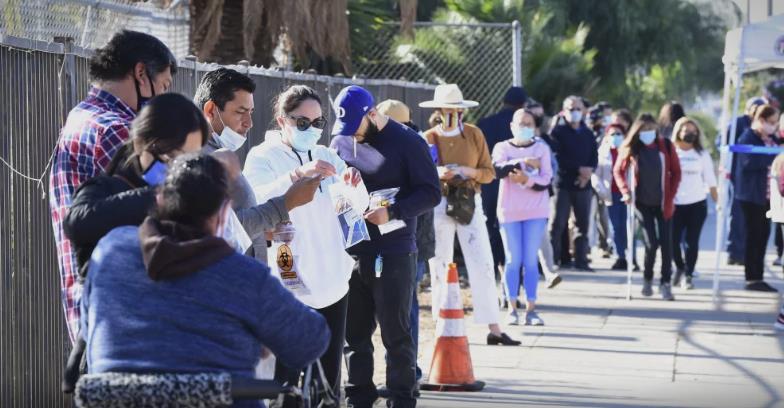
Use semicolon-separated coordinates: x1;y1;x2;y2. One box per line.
511;126;535;143
570;110;583;123
639;130;657;145
214;112;247;151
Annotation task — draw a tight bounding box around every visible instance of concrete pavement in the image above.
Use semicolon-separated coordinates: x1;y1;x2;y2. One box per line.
415;212;784;408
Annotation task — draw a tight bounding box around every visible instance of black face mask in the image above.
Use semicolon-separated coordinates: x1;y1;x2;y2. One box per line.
682;132;698;144
360;117;380;144
134;68;156;112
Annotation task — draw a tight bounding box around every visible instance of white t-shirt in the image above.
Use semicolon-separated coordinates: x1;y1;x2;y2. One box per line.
674;147;717;205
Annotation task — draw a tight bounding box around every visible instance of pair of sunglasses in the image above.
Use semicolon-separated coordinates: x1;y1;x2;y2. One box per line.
288;115;327;131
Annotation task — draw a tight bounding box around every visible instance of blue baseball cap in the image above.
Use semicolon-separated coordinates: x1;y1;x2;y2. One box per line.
332;85;375;136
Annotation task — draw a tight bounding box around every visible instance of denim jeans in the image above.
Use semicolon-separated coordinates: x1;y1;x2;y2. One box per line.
500;218;548;302
607;192;628;259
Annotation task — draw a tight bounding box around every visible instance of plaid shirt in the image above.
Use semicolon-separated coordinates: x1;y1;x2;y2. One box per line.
49;87;136;341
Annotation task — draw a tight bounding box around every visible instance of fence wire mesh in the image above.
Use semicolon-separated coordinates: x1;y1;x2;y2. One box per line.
0;0;189;57
0;34;434;407
354;22;516;122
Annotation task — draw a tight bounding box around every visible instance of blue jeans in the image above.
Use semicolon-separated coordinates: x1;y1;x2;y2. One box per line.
727;198;746;261
410;261;425;380
608;192;627;259
500;218;548;302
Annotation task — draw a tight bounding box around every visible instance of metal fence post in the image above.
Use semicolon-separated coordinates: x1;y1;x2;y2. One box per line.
512;20;522;87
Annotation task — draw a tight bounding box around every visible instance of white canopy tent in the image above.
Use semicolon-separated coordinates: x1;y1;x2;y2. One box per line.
713;14;784;302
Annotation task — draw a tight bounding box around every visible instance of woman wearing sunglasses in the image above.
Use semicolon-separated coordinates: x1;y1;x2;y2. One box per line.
243;85;360;407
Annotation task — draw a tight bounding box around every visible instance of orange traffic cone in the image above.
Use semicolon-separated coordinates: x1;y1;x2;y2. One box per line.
420;263;485;392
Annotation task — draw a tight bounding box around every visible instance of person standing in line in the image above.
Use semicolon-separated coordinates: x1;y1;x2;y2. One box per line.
493;108;553;326
49;30;177;341
376;99;434;382
735;104;781;293
330;85;441;408
420;84;521;346
194;68;283;263
614;114;681;301
727;97;767;265
243;85;360;406
657;101;685;140
477;87;529;277
671;117;718;290
549;96;599;271
600;124;630;271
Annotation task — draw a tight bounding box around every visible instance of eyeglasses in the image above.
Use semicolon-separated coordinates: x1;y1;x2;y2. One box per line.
287;115;327;131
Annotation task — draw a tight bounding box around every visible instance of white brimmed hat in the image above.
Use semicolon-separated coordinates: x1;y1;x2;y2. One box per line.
419;84;479;109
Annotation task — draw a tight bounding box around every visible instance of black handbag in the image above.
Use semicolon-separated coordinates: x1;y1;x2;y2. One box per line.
432;133;476;225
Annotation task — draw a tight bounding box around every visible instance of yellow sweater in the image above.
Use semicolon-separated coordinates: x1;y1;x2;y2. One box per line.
424;123;495;192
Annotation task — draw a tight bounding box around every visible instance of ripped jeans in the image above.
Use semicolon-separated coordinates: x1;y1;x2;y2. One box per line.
430;195;500;325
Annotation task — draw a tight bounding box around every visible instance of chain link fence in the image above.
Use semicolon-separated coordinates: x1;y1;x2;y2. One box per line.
354;21;521;122
0;0;190;57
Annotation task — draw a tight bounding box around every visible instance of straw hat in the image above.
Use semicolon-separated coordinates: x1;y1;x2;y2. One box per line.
419;84;479;109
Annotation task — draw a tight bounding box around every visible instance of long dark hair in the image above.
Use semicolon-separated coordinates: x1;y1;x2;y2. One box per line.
672;116;705;153
620;113;657;159
154;154;228;230
107;93;211;175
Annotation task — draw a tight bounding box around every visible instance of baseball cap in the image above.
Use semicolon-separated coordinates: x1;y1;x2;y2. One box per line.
332;85;375;136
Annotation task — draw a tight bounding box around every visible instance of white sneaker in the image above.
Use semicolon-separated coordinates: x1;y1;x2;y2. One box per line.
525;311;545;326
506;309;519;326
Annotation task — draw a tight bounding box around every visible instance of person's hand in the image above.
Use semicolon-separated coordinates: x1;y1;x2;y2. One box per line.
260;346;271;359
509;169;529;184
438;166;456;180
523;157;541;169
342;167;362;187
456;166;478;179
364;207;390;225
294;159;337;180
622;194;632;205
283;175;321;211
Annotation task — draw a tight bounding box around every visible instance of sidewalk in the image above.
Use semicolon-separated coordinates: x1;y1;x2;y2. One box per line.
410;214;784;408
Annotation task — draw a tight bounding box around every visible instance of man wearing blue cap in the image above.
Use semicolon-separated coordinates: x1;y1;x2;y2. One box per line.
330;85;440;408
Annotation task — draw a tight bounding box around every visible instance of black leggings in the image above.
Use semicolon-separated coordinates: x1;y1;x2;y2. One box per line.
275;294;348;406
740;200;771;282
672;200;708;276
635;203;673;284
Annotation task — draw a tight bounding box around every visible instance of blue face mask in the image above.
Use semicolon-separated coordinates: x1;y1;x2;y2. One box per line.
611;133;624;148
142;159;168;186
511;126;535;143
289;127;322;152
639;130;657;145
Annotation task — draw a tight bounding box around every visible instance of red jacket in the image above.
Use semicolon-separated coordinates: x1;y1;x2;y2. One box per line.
613;137;681;220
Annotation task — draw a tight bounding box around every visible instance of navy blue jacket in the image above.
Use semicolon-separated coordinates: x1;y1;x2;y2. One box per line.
331;120;441;256
477;108;515;220
549;122;599;190
735;128;776;205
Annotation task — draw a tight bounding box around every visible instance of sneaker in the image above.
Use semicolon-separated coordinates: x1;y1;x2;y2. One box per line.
641;280;653;297
525;311;545;326
681;276;694;290
611;258;628;271
672;268;685;286
574;263;594;272
505;309;520;326
774;256;783;266
547;273;563;289
745;281;779;292
633;262;641;272
660;283;675;301
728;257;744;266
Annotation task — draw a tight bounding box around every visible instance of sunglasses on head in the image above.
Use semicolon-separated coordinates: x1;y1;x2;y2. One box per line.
287;115;327;131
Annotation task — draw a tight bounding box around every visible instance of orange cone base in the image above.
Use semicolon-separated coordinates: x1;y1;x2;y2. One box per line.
419;337;484;392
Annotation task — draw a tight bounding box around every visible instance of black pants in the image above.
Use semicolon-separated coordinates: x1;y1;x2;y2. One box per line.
740;200;771;282
672;200;708;276
776;223;783;257
345;253;417;408
635;203;673;284
483;204;505;274
551;188;592;266
274;295;347;407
